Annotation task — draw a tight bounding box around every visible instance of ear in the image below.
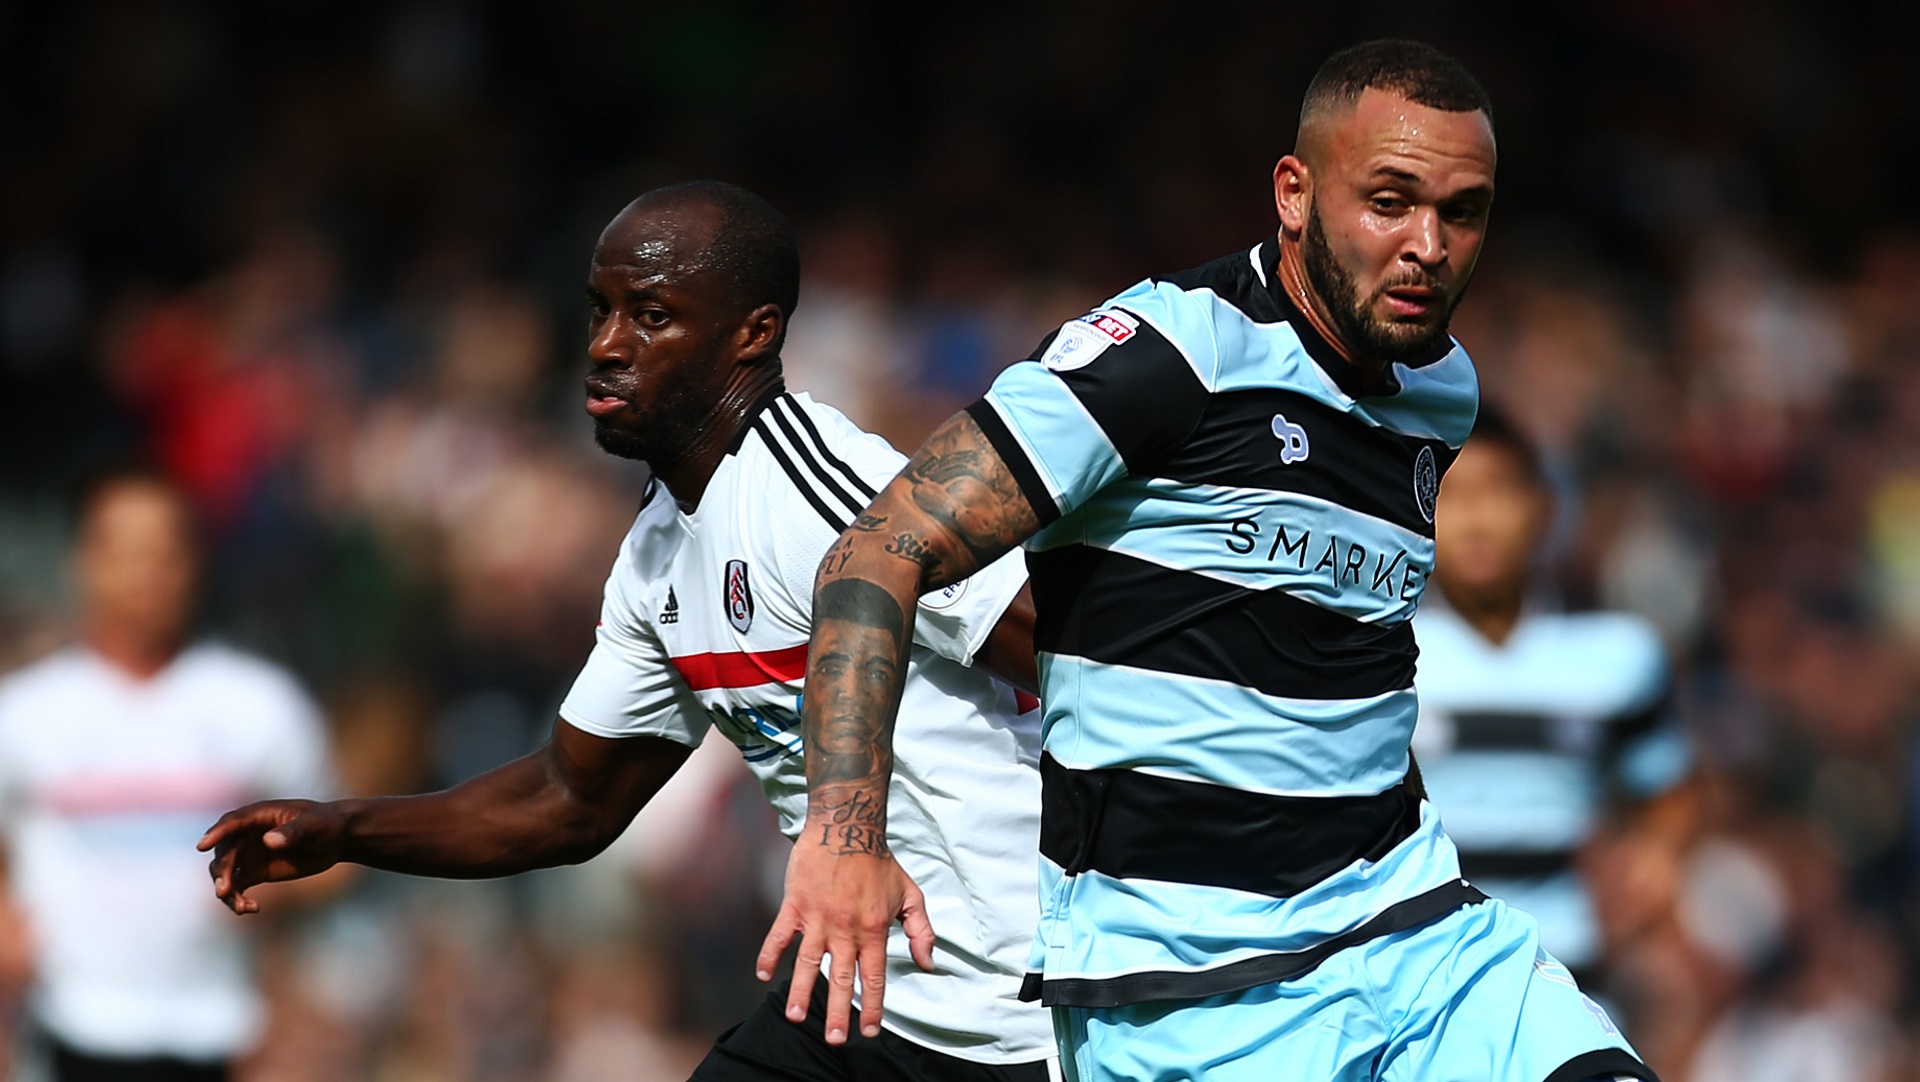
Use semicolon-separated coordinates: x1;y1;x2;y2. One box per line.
734;303;785;365
1274;155;1311;236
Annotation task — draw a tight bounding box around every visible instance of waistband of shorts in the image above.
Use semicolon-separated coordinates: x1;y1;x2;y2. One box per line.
1020;878;1487;1007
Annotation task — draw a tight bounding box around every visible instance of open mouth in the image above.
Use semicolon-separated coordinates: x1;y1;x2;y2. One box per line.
1383;286;1442;319
584;380;630;418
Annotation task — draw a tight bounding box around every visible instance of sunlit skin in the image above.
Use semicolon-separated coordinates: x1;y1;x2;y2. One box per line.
1433;439;1549;646
1273;87;1497;386
75;481;200;679
585;198;784;510
760;85;1503;1050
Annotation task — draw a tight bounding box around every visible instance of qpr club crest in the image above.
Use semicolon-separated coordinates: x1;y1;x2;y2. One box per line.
724;559;755;633
1413;445;1439;524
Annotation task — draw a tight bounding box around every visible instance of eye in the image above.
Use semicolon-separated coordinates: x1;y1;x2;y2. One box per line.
1443;202;1488;226
637;308;670;328
1369;193;1409;214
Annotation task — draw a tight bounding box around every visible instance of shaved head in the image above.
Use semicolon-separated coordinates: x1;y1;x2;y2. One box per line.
601;180;800;350
1297;40;1493;167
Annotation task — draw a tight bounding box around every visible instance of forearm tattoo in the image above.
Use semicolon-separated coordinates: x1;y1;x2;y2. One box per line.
800;412;1042;858
804;579;909;856
900;413;1041;581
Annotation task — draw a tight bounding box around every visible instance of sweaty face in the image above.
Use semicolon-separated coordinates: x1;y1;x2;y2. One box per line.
584;206;739;463
1300;88;1496;363
1433;440;1545;599
77;482;199;650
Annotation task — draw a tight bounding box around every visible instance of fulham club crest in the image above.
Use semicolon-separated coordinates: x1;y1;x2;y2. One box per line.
1413;446;1439;524
724;559;755;633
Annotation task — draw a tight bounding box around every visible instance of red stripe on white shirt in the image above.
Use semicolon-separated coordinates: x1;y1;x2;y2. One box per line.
671;644;810;691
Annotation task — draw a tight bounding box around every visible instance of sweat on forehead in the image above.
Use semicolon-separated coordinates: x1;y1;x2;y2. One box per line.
596;200;724;271
593;180;802;320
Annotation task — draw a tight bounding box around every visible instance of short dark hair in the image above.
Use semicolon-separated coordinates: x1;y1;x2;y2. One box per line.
69;456;200;536
1465;404;1541;483
646;180;800;345
1302;40;1493;130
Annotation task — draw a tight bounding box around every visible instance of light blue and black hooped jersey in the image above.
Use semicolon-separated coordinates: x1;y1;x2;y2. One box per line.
966;235;1483;1008
1413;603;1687;974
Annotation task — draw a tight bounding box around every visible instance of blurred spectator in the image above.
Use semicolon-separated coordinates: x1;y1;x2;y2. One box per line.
1415;408;1694;986
0;465;334;1081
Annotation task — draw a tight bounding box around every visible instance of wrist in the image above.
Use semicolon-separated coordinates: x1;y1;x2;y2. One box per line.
805;787;890;857
331;798;371;863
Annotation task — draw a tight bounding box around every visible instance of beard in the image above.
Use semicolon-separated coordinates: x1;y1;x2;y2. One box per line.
1302;203;1460;365
592;416;654;461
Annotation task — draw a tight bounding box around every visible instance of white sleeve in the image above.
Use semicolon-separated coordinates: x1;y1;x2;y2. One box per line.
911;548;1028;667
763;403;1029;668
256;671;336;800
559;541;711;747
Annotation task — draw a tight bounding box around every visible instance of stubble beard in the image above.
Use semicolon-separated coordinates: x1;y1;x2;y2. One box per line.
593;417;653;462
1302;203;1458;365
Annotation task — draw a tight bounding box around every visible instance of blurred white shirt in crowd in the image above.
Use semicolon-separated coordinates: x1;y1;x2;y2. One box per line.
0;643;332;1062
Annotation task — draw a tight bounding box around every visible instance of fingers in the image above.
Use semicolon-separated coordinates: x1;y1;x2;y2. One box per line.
757;905;799;983
857;939;887;1039
207;844;259;915
197;806;267;852
899;881;935;973
786;932;824;1029
823;943;857;1046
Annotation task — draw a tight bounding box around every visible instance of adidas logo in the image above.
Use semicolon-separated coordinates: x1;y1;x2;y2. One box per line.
659;587;680;624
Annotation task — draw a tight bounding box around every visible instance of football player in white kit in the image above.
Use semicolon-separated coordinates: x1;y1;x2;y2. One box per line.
199;182;1056;1081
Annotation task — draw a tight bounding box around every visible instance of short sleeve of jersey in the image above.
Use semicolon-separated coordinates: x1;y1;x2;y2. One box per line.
761;395;1029;669
966;280;1218;524
1605;649;1690;799
560;539;709;747
252;669;335;800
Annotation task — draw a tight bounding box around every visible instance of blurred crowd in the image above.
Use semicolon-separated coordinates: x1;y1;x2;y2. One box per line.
4;1;1920;1079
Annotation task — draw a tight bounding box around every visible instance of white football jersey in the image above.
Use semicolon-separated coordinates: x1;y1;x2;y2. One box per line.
560;391;1050;1064
0;643;332;1060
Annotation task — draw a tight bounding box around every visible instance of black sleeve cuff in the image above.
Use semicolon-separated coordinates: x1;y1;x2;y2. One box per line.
964;398;1061;527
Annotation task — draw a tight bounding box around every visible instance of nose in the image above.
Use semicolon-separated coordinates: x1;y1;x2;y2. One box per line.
1403;207;1445;270
587;313;625;367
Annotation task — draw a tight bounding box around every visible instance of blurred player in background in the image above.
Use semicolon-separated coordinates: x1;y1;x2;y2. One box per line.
1414;406;1692;986
0;465;334;1082
768;39;1659;1082
200;182;1058;1081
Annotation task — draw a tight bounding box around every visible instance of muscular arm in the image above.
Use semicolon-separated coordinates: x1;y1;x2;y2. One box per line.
761;409;1043;1042
806;410;1042;853
200;718;691;912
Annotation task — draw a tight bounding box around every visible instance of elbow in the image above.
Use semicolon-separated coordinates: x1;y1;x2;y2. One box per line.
548;802;624;867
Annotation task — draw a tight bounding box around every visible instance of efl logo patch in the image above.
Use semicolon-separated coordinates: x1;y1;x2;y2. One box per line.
1039;310;1137;372
724;559;755;633
1413;445;1439;523
1271;413;1310;464
921;578;970;611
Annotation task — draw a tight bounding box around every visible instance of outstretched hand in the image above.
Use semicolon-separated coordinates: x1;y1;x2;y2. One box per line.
197;799;347;914
756;842;934;1045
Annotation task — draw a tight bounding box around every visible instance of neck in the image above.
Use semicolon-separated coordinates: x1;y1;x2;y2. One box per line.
1273;229;1390;389
1438;577;1526;647
84;623;183;680
651;366;786;512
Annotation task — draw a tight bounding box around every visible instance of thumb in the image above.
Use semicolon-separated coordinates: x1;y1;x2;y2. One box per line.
262;812;317;851
898;880;935;972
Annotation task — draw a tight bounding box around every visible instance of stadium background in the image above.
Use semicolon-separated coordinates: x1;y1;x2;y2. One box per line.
3;2;1919;1078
